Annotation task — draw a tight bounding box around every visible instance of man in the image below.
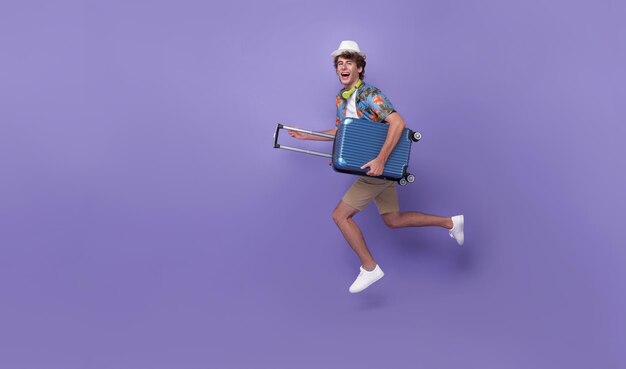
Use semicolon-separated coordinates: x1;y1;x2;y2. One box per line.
288;40;464;293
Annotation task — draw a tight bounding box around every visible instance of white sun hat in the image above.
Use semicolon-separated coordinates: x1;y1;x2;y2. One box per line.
331;40;366;58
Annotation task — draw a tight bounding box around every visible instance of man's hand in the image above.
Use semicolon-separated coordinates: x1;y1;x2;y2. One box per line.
288;129;309;140
361;156;386;176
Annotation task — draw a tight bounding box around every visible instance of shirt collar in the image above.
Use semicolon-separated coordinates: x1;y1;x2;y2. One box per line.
339;80;366;100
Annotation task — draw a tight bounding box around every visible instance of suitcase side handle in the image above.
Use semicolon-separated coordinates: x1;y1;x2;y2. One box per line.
273;123;334;158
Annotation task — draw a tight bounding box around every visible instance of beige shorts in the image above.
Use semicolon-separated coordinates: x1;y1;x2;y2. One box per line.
341;177;400;214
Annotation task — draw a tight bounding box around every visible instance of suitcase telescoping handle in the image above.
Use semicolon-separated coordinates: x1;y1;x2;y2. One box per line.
273;123;335;159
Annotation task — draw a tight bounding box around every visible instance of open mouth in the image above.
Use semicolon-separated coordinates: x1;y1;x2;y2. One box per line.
341;72;350;78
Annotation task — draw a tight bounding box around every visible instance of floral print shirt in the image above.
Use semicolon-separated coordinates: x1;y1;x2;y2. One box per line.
336;82;396;126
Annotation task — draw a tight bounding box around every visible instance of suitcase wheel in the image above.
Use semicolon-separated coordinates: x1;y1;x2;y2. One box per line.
399;178;408;186
411;131;422;142
406;174;415;183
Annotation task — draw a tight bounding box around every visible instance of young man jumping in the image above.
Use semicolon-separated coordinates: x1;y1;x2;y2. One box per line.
288;40;464;293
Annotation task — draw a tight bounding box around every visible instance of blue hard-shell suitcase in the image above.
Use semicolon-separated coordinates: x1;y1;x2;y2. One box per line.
332;117;416;181
274;118;422;185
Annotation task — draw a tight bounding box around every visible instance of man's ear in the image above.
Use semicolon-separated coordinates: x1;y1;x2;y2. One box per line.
358;67;363;74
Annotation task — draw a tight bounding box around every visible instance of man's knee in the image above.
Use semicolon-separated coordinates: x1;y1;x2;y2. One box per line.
332;203;356;226
332;208;347;225
382;212;402;229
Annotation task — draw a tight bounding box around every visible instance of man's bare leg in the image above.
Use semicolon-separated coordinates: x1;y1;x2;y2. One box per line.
381;211;453;229
332;201;377;270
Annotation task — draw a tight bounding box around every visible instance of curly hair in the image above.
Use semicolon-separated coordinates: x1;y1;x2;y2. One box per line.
333;51;366;80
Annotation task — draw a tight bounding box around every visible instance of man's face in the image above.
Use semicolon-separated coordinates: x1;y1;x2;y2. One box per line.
336;56;362;87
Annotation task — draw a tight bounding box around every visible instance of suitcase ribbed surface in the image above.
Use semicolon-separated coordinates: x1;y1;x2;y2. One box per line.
333;118;412;180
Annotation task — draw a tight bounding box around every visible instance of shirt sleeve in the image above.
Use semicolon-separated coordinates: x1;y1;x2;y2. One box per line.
335;94;343;126
365;88;396;121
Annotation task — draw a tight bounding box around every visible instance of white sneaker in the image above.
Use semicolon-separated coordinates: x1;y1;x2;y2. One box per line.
449;215;464;245
349;265;384;293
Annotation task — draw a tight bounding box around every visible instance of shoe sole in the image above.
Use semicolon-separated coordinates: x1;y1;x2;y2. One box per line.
456;215;464;245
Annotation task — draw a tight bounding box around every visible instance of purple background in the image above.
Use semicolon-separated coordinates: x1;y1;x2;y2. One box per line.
2;0;625;368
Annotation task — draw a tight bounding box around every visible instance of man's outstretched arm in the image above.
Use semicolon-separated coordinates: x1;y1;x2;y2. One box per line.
288;127;337;141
